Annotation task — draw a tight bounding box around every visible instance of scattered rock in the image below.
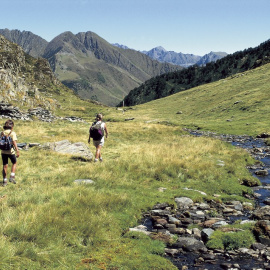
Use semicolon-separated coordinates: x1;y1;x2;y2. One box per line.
40;140;93;161
74;179;95;185
252;206;270;220
257;133;270;138
175;197;194;209
129;225;151;236
201;228;214;242
174;237;207;252
212;220;229;229
255;169;269;176
125;118;135;121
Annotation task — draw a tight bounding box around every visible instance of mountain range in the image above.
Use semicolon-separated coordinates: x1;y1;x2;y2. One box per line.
0;29;181;106
122;38;270;106
113;44;228;67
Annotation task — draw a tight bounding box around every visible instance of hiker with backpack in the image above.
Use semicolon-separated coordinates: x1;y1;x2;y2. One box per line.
1;120;19;186
88;113;108;162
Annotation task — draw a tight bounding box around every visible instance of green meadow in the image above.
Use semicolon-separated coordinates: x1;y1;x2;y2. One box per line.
120;63;270;136
1;63;269;269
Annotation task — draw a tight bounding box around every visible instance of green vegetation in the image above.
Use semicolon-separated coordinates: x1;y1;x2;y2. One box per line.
206;222;256;250
0;119;257;269
119;63;270;135
123;39;270;106
2;34;270;269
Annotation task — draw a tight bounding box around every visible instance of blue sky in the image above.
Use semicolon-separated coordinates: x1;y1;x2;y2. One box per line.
1;0;270;55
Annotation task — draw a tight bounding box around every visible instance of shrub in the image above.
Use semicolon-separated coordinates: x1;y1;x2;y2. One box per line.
206;229;255;250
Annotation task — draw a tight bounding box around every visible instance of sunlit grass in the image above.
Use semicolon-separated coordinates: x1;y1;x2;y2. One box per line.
114;63;270;135
0;98;259;268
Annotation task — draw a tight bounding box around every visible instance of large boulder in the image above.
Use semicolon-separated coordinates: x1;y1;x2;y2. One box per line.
252;206;270;220
41;140;93;161
173;237;207;252
175;197;194;209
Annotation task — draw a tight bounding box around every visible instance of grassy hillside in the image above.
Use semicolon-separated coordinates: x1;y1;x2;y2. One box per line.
44;31;181;107
119;63;270;135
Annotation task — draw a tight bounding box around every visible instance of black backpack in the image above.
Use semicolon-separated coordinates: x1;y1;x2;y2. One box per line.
0;131;13;151
89;122;104;141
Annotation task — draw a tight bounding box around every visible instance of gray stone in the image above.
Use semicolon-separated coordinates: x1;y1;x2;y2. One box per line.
201;228;214;242
252;206;270;220
41;140;93;161
175;237;207;252
175;197;194;209
252;242;267;250
74;179;95;185
212;220;228;229
29;143;40;148
129;225;151;235
150;209;171;216
230;201;243;211
201;253;216;260
164;248;179;256
198;203;210;210
255;169;269;176
192;228;202;239
168;216;181;225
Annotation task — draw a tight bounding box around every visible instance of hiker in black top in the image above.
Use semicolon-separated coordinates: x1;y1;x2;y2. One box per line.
88;114;108;162
1;120;19;186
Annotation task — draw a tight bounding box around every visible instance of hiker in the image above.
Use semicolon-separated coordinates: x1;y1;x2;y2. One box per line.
88;113;108;162
1;120;19;186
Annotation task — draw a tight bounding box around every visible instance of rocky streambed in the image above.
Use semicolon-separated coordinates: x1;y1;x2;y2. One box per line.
130;132;270;270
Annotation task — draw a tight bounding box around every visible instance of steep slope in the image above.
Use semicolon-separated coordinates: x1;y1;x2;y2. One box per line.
0;29;48;58
0;34;103;120
44;31;181;106
0;34;60;109
122;39;270;106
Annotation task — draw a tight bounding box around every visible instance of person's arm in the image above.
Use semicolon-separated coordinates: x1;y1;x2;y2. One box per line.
13;140;20;157
104;124;108;138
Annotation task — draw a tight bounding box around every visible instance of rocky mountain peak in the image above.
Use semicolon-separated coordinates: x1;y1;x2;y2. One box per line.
0;34;60;109
0;28;48;58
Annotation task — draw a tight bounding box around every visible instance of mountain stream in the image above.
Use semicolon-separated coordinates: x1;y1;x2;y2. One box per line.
170;132;270;269
140;132;270;270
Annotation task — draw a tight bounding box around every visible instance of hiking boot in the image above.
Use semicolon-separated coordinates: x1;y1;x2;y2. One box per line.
9;177;16;184
2;180;7;187
99;157;103;162
94;159;98;163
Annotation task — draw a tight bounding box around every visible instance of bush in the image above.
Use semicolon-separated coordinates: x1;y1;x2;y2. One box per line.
206;230;255;250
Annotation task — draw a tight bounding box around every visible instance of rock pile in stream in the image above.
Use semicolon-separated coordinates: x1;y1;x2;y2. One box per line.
130;197;270;269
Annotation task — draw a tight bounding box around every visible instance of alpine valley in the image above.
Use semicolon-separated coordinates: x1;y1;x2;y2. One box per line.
0;29;227;106
2;27;270;270
0;29;183;106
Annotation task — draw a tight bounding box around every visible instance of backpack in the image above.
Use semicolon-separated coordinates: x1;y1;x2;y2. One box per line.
89;121;104;141
0;131;13;151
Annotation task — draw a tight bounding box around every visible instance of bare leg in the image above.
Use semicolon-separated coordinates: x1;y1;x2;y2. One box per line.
11;163;16;173
95;145;102;159
2;164;8;179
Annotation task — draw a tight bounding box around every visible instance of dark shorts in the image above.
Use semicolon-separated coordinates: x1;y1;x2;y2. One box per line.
1;154;17;165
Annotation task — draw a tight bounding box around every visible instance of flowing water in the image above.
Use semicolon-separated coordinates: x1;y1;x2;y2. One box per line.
169;132;270;269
